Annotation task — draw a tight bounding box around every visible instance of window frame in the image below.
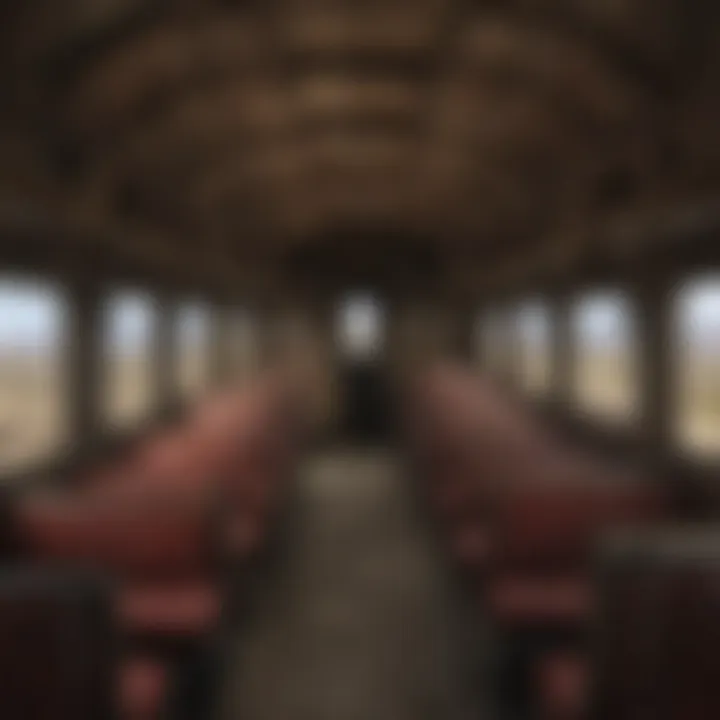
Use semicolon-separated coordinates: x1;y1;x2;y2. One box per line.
515;296;554;396
477;305;512;375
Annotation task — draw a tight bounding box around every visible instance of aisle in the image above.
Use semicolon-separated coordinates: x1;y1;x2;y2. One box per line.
221;449;484;720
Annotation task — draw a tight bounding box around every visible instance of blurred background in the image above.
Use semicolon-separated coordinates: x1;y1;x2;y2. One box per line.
0;2;718;719
0;0;719;474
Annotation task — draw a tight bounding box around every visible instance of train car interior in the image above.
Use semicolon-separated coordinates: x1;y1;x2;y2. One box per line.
0;1;719;719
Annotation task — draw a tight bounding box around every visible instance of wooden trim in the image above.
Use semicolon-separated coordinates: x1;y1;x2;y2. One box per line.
68;280;103;444
548;288;573;406
153;294;179;412
635;267;674;462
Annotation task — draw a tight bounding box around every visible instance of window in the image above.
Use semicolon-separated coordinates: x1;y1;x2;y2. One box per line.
0;277;68;473
101;290;157;429
177;301;212;398
571;289;639;424
674;275;720;459
336;292;385;362
516;298;552;394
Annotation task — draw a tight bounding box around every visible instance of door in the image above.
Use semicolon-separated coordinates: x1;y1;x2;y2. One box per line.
335;292;391;442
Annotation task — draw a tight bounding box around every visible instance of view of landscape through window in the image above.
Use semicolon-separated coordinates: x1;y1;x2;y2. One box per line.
0;279;69;472
0;284;219;471
176;301;212;399
0;278;718;472
674;276;720;458
570;290;640;425
484;282;719;457
102;291;158;429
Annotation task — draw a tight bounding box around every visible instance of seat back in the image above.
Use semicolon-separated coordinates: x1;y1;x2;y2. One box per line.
594;528;720;720
494;483;666;573
16;485;218;580
0;568;115;720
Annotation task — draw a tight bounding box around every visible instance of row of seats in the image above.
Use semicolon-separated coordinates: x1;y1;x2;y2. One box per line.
401;363;718;719
0;372;305;719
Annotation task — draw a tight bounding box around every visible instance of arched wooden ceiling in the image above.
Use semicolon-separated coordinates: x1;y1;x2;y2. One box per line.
1;0;719;295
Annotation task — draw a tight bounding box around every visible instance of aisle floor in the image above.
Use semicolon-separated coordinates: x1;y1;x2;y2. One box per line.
221;449;486;720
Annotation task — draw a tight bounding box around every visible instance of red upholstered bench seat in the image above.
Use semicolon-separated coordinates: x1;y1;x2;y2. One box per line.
535;650;588;720
14;488;217;579
448;522;491;569
0;374;304;718
0;568;175;720
492;483;667;571
119;656;170;720
488;575;593;628
118;580;222;640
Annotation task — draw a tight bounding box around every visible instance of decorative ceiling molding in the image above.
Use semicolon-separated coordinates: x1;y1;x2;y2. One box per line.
0;0;718;291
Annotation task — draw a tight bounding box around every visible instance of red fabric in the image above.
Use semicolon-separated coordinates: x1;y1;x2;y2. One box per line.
118;581;221;639
433;475;492;521
221;512;266;559
536;651;589;720
488;575;592;627
119;657;168;720
494;484;666;572
448;522;491;570
17;487;214;579
597;559;720;719
226;476;276;520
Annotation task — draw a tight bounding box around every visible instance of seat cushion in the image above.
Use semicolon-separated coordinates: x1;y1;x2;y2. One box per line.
489;575;592;628
536;651;588;720
448;522;490;570
221;512;265;559
17;489;215;579
0;568;115;718
494;484;667;572
119;656;168;720
118;581;221;640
